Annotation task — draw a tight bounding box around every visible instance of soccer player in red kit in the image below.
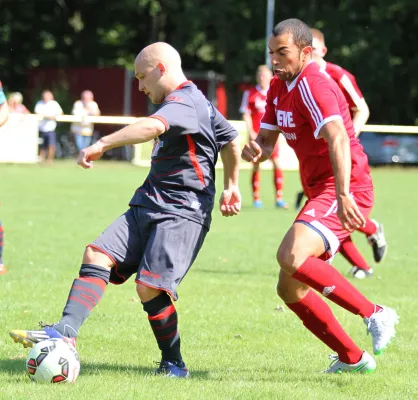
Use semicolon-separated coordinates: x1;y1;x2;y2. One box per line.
242;19;399;373
240;65;288;209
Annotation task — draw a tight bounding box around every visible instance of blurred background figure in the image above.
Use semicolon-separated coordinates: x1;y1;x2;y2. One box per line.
0;80;9;274
0;81;8;127
34;90;64;164
8;92;30;114
311;28;370;137
240;65;288;209
71;90;101;151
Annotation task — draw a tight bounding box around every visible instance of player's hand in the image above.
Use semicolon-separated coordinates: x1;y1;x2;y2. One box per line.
77;141;105;169
241;140;263;163
219;185;241;217
337;194;366;231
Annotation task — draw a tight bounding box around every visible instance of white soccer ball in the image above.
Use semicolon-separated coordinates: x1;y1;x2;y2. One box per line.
26;338;80;383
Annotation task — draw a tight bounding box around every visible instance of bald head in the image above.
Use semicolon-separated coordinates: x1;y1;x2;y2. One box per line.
134;42;187;104
136;42;182;71
311;28;328;63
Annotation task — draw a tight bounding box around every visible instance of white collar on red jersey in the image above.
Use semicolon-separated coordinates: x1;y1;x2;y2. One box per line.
256;84;268;96
286;60;315;92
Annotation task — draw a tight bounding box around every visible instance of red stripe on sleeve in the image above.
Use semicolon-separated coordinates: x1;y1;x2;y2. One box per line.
149;115;169;131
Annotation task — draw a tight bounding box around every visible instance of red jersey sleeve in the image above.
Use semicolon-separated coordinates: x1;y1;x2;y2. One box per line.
297;75;343;138
338;73;364;110
260;78;280;131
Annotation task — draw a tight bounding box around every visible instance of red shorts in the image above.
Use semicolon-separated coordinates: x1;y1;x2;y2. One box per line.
295;189;374;259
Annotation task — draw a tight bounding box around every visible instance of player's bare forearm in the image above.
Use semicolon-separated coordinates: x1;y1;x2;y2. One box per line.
255;128;279;162
99;117;166;151
320;120;351;198
352;101;370;137
221;136;240;189
0;102;9;127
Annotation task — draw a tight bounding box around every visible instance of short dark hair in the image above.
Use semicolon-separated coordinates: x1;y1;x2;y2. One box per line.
272;18;312;50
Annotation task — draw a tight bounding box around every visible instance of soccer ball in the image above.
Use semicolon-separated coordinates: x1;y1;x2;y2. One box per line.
26;338;80;383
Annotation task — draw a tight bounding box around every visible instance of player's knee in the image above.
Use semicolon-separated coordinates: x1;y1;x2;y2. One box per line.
277;243;307;275
82;246;113;268
136;282;162;303
83;246;97;264
277;245;296;275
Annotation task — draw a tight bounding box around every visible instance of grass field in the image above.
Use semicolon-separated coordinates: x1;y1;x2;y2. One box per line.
0;161;417;400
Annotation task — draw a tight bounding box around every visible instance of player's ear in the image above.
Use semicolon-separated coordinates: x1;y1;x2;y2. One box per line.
322;46;328;57
301;46;312;61
157;63;166;76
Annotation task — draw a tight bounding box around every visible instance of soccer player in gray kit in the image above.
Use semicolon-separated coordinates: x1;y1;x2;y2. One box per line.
10;42;242;378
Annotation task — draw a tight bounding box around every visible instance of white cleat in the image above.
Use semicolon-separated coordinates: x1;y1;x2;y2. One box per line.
324;351;376;374
349;267;374;279
364;306;399;355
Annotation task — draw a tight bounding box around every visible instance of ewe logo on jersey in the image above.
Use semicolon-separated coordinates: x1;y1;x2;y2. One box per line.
277;110;295;128
277;110;297;140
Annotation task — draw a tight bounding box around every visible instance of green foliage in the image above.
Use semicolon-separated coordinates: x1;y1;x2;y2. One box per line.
0;0;417;122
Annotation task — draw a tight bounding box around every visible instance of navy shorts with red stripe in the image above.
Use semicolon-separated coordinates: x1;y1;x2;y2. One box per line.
89;206;207;300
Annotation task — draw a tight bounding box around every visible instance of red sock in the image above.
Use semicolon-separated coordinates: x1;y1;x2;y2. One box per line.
292;257;375;318
357;218;377;236
287;291;363;364
252;170;261;201
339;236;370;271
274;168;284;200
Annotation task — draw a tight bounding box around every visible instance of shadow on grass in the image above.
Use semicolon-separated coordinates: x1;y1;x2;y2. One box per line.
0;358;209;380
0;358;358;386
0;358;24;374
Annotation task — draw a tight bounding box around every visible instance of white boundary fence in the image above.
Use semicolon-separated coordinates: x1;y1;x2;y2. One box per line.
0;114;417;167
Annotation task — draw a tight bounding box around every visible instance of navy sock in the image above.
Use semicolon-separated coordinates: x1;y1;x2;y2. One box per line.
142;292;183;365
54;264;110;338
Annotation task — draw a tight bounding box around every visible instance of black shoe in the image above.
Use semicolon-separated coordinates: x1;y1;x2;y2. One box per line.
367;220;387;263
295;191;305;210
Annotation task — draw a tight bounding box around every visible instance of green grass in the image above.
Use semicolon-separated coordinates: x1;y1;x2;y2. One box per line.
0;161;417;400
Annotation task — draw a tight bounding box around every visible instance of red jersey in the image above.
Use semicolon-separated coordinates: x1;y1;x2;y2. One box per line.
260;61;373;198
325;62;365;119
239;85;268;133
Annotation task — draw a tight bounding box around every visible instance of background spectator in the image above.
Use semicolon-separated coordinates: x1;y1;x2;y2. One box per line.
8;92;30;114
34;90;63;163
240;65;288;209
70;90;101;151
